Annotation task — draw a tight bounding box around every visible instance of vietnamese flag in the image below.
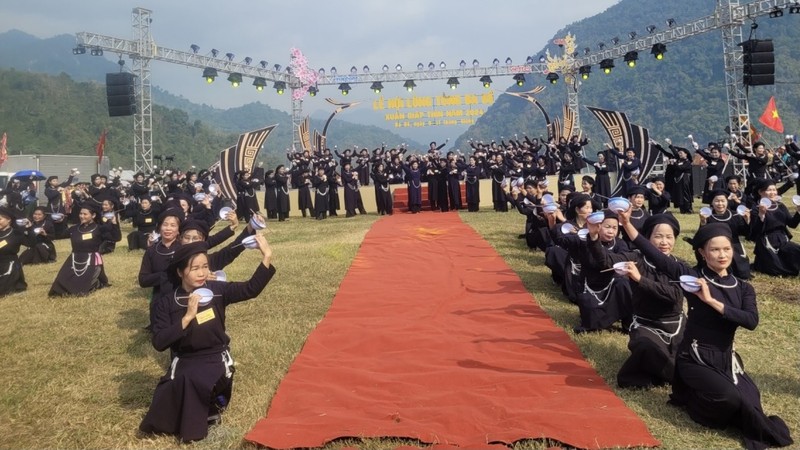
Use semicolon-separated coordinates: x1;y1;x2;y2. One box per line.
96;129;107;164
758;96;784;133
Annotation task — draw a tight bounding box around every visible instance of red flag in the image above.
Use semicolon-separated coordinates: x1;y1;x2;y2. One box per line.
96;129;107;164
0;132;7;168
749;124;761;143
758;96;784;133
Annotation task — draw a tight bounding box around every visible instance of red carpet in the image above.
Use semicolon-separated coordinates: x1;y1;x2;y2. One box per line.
245;213;659;449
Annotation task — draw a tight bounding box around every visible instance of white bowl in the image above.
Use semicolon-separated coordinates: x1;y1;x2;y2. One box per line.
242;235;259;249
208;184;219;194
645;182;653;190
218;206;233;220
560;223;577;235
577;229;590;241
790;172;799;181
709;175;718;183
15;219;27;226
793;195;800;206
50;213;64;221
587;211;605;224
613;261;629;275
249;214;266;230
213;270;227;282
193;193;206;202
759;197;772;208
543;203;558;214
103;212;114;220
33;227;43;235
122;199;131;206
193;287;214;306
736;205;749;216
151;195;160;201
150;232;160;242
542;194;554;204
679;275;701;293
511;177;524;188
608;197;631;213
699;207;712;218
632;169;640;176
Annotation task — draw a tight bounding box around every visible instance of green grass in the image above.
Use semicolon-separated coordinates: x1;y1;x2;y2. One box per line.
0;208;797;449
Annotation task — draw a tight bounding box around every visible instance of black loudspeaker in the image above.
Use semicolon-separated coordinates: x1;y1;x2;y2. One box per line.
106;72;136;117
740;39;775;86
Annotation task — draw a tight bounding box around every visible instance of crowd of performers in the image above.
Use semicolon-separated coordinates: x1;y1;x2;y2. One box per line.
502;134;799;449
0;131;798;446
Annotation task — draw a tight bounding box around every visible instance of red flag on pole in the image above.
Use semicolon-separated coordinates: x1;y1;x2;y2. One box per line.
96;129;107;165
0;132;7;168
758;96;784;133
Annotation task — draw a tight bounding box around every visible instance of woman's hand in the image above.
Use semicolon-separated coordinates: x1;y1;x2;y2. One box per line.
625;262;642;283
181;293;200;329
227;211;238;230
254;234;272;265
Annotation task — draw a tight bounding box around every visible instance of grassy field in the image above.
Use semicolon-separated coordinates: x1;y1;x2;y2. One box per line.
0;208;797;450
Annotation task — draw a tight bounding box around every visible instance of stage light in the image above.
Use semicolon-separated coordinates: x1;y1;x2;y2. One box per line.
211;49;219;58
396;64;403;71
382;64;389;72
72;45;86;55
227;72;242;87
330;66;336;75
447;77;459;89
252;77;267;91
404;80;416;92
479;75;492;88
308;86;318;97
202;67;218;83
274;64;282;72
243;57;252;65
260;60;268;68
611;36;620;45
350;66;357;74
428;62;435;70
190;44;200;53
440;61;446;68
492;58;500;66
338;83;351;95
225;52;235;61
546;73;559;84
629;31;637;40
318;68;325;75
90;47;103;56
666;18;676;28
513;74;526;86
370;81;384;93
538;55;546;63
505;57;513;65
624;51;639;67
651;43;667;60
597;42;605;50
600;59;615;74
579;65;592;80
274;81;286;94
417;62;424;70
459;60;467;68
526;56;534;64
473;59;480;67
583;47;591;55
769;7;784;18
363;65;370;73
646;25;657;34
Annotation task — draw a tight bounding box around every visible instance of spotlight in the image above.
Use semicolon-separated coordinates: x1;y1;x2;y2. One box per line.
428;62;435;70
538;55;546;63
274;64;282;72
646;25;657;34
666;18;676;28
505;57;513;65
227;72;242;87
492;58;500;66
447;77;460;89
211;49;219;58
338;83;351;95
546;73;559;84
417;62;424;70
628;31;637;40
382;64;389;72
440;61;446;68
579;65;592;80
72;45;86;55
202;67;218;83
583;47;591;55
273;81;286;94
363;65;370;73
769;6;784;18
190;44;200;53
790;2;800;13
600;59;615;74
370;81;384;93
597;42;606;50
252;77;267;91
396;63;403;71
308;86;318;97
611;36;620;45
624;51;639;67
350;66;357;74
318;68;325;75
244;57;252;65
90;47;103;56
513;74;525;86
459;60;467;68
260;60;268;68
651;43;667;60
225;52;235;61
473;59;480;67
479;75;492;88
526;56;534;64
330;66;336;75
404;80;416;92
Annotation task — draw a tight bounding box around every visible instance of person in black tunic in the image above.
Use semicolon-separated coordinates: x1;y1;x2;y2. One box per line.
262;170;278;220
296;168;314;218
464;156;482;212
341;162;366;217
139;238;275;443
401;160;423;213
669;147;694;213
619;213;793;450
700;190;752;280
729;139;770;197
611;146;642;196
20;207;57;265
235;170;260;223
128;197;160;251
435;159;450;212
646;176;671;214
588;213;685;387
48;202;120;296
489;154;509;212
697;144;725;201
370;163;392;216
311;167;331;220
446;159;464;210
0;206;34;295
581;151;612;201
274;165;291;221
748;178;800;276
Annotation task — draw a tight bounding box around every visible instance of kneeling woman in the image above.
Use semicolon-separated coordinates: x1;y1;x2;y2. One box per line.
20;207;57;265
48;202;120;296
619;211;793;450
139;236;275;443
0;206;34;295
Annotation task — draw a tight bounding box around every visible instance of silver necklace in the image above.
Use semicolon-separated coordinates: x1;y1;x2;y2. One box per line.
701;267;738;289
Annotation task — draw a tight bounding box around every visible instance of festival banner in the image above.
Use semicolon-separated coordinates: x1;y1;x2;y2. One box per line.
212;125;277;200
0;132;7;168
372;91;494;128
96;129;107;165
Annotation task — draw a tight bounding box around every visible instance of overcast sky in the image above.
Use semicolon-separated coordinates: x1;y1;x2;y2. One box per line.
0;0;620;141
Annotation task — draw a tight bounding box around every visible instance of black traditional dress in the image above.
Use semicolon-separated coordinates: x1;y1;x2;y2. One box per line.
20;219;57;265
581;156;612;201
704;210;752;280
312;174;330;219
48;221;120;296
571;235;632;331
0;226;32;295
139;263;276;442
633;233;793;450
296;173;313;218
263;175;278;220
464;164;481;212
274;173;291;221
749;201;800;276
401;164;423;213
370;171;392;216
128;206;159;251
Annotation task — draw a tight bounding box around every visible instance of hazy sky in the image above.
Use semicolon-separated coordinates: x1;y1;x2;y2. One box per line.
0;0;621;141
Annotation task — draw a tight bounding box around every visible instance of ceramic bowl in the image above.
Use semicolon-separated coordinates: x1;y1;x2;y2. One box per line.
103;212;114;220
792;195;800;206
543;203;558;214
607;197;631;213
613;261;629;275
193;288;214;306
587;211;605;224
699;207;712;218
15;219;27;226
242;235;259;249
679;275;701;293
759;197;772;208
150;232;160;242
560;223;577;235
736;205;748;216
213;270;227;282
709;175;718;183
577;229;590;241
249;214;266;230
218;206;233;220
542;193;554;204
50;213;64;221
33;227;43;235
193;193;206;202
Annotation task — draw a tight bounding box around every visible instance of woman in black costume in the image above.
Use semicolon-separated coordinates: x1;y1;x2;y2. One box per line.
748;178;800;276
20;207;57;265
